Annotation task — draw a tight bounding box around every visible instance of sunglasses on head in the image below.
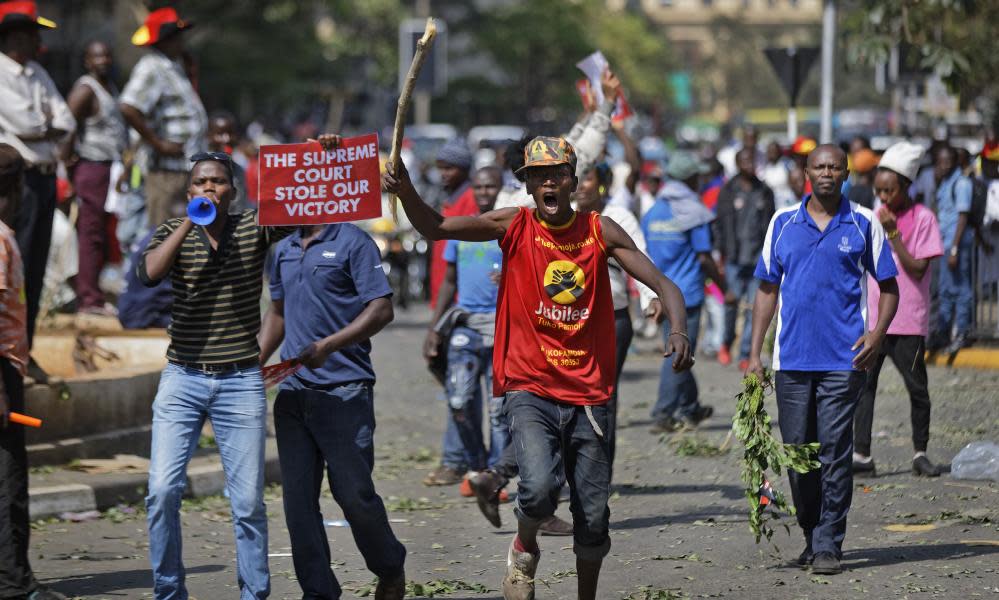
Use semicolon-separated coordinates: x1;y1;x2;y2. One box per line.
190;151;232;164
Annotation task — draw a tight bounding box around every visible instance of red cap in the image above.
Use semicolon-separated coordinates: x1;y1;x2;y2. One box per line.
131;7;192;46
791;135;817;156
0;1;56;32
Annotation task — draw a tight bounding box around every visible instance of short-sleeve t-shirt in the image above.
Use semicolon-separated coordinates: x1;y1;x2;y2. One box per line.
755;197;898;371
867;203;942;336
642;202;713;308
270;224;392;388
0;222;28;376
443;239;502;313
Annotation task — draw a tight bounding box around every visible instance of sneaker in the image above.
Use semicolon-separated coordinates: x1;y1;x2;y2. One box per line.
469;470;507;528
789;545;813;568
374;570;406;600
650;416;682;434
912;455;941;477
717;344;732;366
538;515;573;536
502;537;540;600
738;358;749;373
852;455;877;478
679;405;713;430
423;465;464;486
810;551;842;575
28;588;68;600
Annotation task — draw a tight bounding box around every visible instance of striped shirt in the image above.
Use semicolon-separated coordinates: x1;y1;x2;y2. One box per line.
120;50;207;172
139;211;292;364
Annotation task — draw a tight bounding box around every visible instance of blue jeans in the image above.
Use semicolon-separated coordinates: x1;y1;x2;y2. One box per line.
938;245;973;337
507;391;611;561
775;370;865;558
444;326;508;471
274;383;406;599
724;263;759;360
652;305;702;420
146;363;269;600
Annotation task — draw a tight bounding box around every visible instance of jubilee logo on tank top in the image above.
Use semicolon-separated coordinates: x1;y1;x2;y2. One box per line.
535;259;591;327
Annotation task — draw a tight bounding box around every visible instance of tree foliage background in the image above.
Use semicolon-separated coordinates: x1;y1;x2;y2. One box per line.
842;0;999;111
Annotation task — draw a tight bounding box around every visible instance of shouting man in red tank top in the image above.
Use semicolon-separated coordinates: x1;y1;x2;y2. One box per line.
383;136;693;600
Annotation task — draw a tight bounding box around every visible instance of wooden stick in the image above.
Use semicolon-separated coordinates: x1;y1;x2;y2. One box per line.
388;17;437;223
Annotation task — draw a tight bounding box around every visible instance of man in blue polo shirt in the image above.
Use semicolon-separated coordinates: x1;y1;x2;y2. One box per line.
747;144;899;576
259;204;407;598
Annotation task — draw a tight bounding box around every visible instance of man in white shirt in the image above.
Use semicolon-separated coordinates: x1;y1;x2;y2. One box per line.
0;2;75;374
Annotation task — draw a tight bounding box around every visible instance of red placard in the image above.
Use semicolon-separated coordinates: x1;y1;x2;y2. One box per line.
258;133;383;226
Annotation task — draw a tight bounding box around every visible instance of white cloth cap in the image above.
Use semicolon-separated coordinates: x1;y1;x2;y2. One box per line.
878;141;923;183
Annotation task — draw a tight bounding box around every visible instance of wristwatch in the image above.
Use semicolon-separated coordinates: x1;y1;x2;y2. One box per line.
950;246;959;257
886;229;900;240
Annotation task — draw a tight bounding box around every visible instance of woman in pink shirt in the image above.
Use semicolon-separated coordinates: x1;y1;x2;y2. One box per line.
854;142;943;478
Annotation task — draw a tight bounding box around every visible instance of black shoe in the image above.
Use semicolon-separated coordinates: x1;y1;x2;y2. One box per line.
650;416;681;434
811;552;842;575
680;405;714;430
469;469;507;528
538;515;573;536
912;455;941;477
374;569;406;600
852;457;877;477
791;546;813;568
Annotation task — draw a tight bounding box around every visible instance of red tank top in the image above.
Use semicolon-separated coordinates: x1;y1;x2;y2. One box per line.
493;208;616;405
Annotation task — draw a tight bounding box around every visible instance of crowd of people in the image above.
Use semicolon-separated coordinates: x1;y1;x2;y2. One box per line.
0;1;996;599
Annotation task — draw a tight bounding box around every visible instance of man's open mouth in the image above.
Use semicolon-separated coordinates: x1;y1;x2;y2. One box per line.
543;192;558;210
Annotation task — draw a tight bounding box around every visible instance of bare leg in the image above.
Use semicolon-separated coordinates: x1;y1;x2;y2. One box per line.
576;558;602;600
517;520;541;553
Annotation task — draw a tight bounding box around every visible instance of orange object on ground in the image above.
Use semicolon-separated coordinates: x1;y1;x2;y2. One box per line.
9;412;42;427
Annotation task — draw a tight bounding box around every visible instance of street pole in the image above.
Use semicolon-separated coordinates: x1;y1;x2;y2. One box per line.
787;106;798;141
414;0;431;124
819;0;836;143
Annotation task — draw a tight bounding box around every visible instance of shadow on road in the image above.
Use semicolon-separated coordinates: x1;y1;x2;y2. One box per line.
613;482;744;500
612;506;746;530
843;542;999;569
46;564;226;597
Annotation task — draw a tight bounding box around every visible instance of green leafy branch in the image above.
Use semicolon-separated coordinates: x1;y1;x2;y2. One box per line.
733;371;819;544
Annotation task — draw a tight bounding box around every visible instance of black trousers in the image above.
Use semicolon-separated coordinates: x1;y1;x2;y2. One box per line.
854;335;931;456
14;168;57;349
0;357;36;598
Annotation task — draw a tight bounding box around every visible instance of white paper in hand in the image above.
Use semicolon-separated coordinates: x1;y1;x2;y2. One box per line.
576;51;609;106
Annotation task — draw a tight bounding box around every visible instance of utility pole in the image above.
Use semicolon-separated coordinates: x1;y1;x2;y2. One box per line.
819;0;836;143
414;0;431;124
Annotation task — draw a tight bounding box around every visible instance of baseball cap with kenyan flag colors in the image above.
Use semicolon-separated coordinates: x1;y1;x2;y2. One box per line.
516;136;577;174
131;7;193;46
0;1;56;32
791;135;817;156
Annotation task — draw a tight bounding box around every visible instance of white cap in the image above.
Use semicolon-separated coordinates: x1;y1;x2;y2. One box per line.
878;141;923;183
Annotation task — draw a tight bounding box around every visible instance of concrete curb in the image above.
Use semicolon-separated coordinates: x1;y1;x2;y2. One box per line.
924;347;999;369
29;447;283;520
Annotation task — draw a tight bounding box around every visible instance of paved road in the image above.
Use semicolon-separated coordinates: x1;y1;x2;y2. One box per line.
29;307;999;599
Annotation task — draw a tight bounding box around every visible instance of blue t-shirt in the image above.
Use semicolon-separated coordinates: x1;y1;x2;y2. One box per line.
641;202;712;308
443;239;502;313
270;224;392;388
935;169;974;248
754;197;898;371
